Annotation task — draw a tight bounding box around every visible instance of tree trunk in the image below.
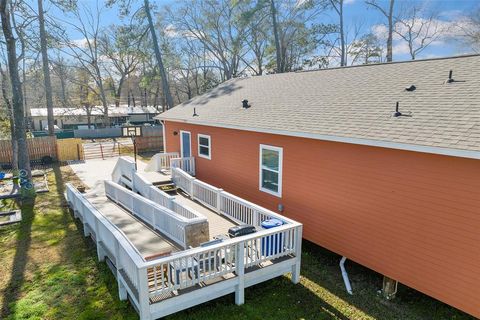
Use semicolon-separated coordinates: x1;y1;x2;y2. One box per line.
0;63;18;170
22;58;28;119
386;0;394;62
144;0;174;109
114;75;125;108
339;0;346;66
86;105;92;129
0;0;31;178
270;0;282;73
9;108;19;170
153;85;160;111
38;0;55;135
59;73;67;107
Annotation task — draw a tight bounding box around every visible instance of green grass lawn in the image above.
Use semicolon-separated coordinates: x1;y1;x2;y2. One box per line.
0;165;475;320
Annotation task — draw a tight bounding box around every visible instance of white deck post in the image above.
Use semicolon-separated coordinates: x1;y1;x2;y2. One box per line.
253;209;259;227
83;222;90;237
118;279;128;301
291;225;303;284
188;177;194;199
151;205;156;228
235;243;245;305
97;243;106;262
216;189;223;213
138;266;152;320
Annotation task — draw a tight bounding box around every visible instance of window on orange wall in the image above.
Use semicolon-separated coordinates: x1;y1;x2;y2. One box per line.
259;144;283;197
198;134;211;159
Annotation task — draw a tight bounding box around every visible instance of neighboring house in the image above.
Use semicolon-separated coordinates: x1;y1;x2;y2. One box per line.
30;105;160;130
157;54;480;318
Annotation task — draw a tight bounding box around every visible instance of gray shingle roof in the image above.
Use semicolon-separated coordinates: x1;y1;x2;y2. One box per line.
158;55;480;155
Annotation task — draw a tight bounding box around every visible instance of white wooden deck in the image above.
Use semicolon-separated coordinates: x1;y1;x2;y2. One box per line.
85;191;180;258
174;191;236;239
67;154;302;320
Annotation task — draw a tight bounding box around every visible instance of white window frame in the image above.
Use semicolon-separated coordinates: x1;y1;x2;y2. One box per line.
259;144;283;197
197;134;212;160
180;130;191;158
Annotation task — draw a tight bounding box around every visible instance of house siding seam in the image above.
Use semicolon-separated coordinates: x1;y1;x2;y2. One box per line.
164;121;480;318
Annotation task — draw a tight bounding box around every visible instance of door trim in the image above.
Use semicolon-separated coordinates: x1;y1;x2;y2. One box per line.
180;130;191;158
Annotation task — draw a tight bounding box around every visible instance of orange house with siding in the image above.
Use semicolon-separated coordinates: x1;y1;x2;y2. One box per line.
157;55;480;318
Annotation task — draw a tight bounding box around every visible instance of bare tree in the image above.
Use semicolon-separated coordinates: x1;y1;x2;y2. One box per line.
37;0;54;134
0;57;18;170
51;55;71;107
58;1;110;125
366;0;395;62
329;0;346;66
0;0;31;177
457;8;480;53
172;0;252;80
270;0;282;72
395;6;444;60
99;23;144;107
144;0;174;109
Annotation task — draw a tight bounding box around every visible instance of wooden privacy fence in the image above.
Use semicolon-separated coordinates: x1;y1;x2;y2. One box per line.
57;138;84;162
136;126;163;152
136;136;163;152
0;136;57;164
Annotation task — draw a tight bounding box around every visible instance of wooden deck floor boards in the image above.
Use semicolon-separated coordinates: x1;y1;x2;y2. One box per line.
173;192;237;240
85;191;180;258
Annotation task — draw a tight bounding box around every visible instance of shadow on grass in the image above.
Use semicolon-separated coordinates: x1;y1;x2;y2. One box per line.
51;165;137;319
165;241;475;320
0;192;36;318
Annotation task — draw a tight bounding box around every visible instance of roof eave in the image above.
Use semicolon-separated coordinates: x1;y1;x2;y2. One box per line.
159;117;480;161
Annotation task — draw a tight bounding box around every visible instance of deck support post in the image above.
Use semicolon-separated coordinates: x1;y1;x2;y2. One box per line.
138;267;152;320
83;223;90;237
117;278;128;301
381;276;398;300
97;243;106;262
235;243;245;305
291;226;303;284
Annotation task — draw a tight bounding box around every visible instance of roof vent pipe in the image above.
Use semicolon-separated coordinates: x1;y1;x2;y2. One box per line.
393;102;402;117
193;108;198;117
446;70;454;83
242;99;251;109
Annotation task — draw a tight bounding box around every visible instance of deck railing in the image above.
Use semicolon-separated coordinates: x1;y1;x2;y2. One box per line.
171;167;298;227
67;180;302;320
112;156;136;187
144;152;179;172
112;156;205;223
105;180;193;248
171;157;195;176
192;179;222;211
65;184;145;305
143;151;195;176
